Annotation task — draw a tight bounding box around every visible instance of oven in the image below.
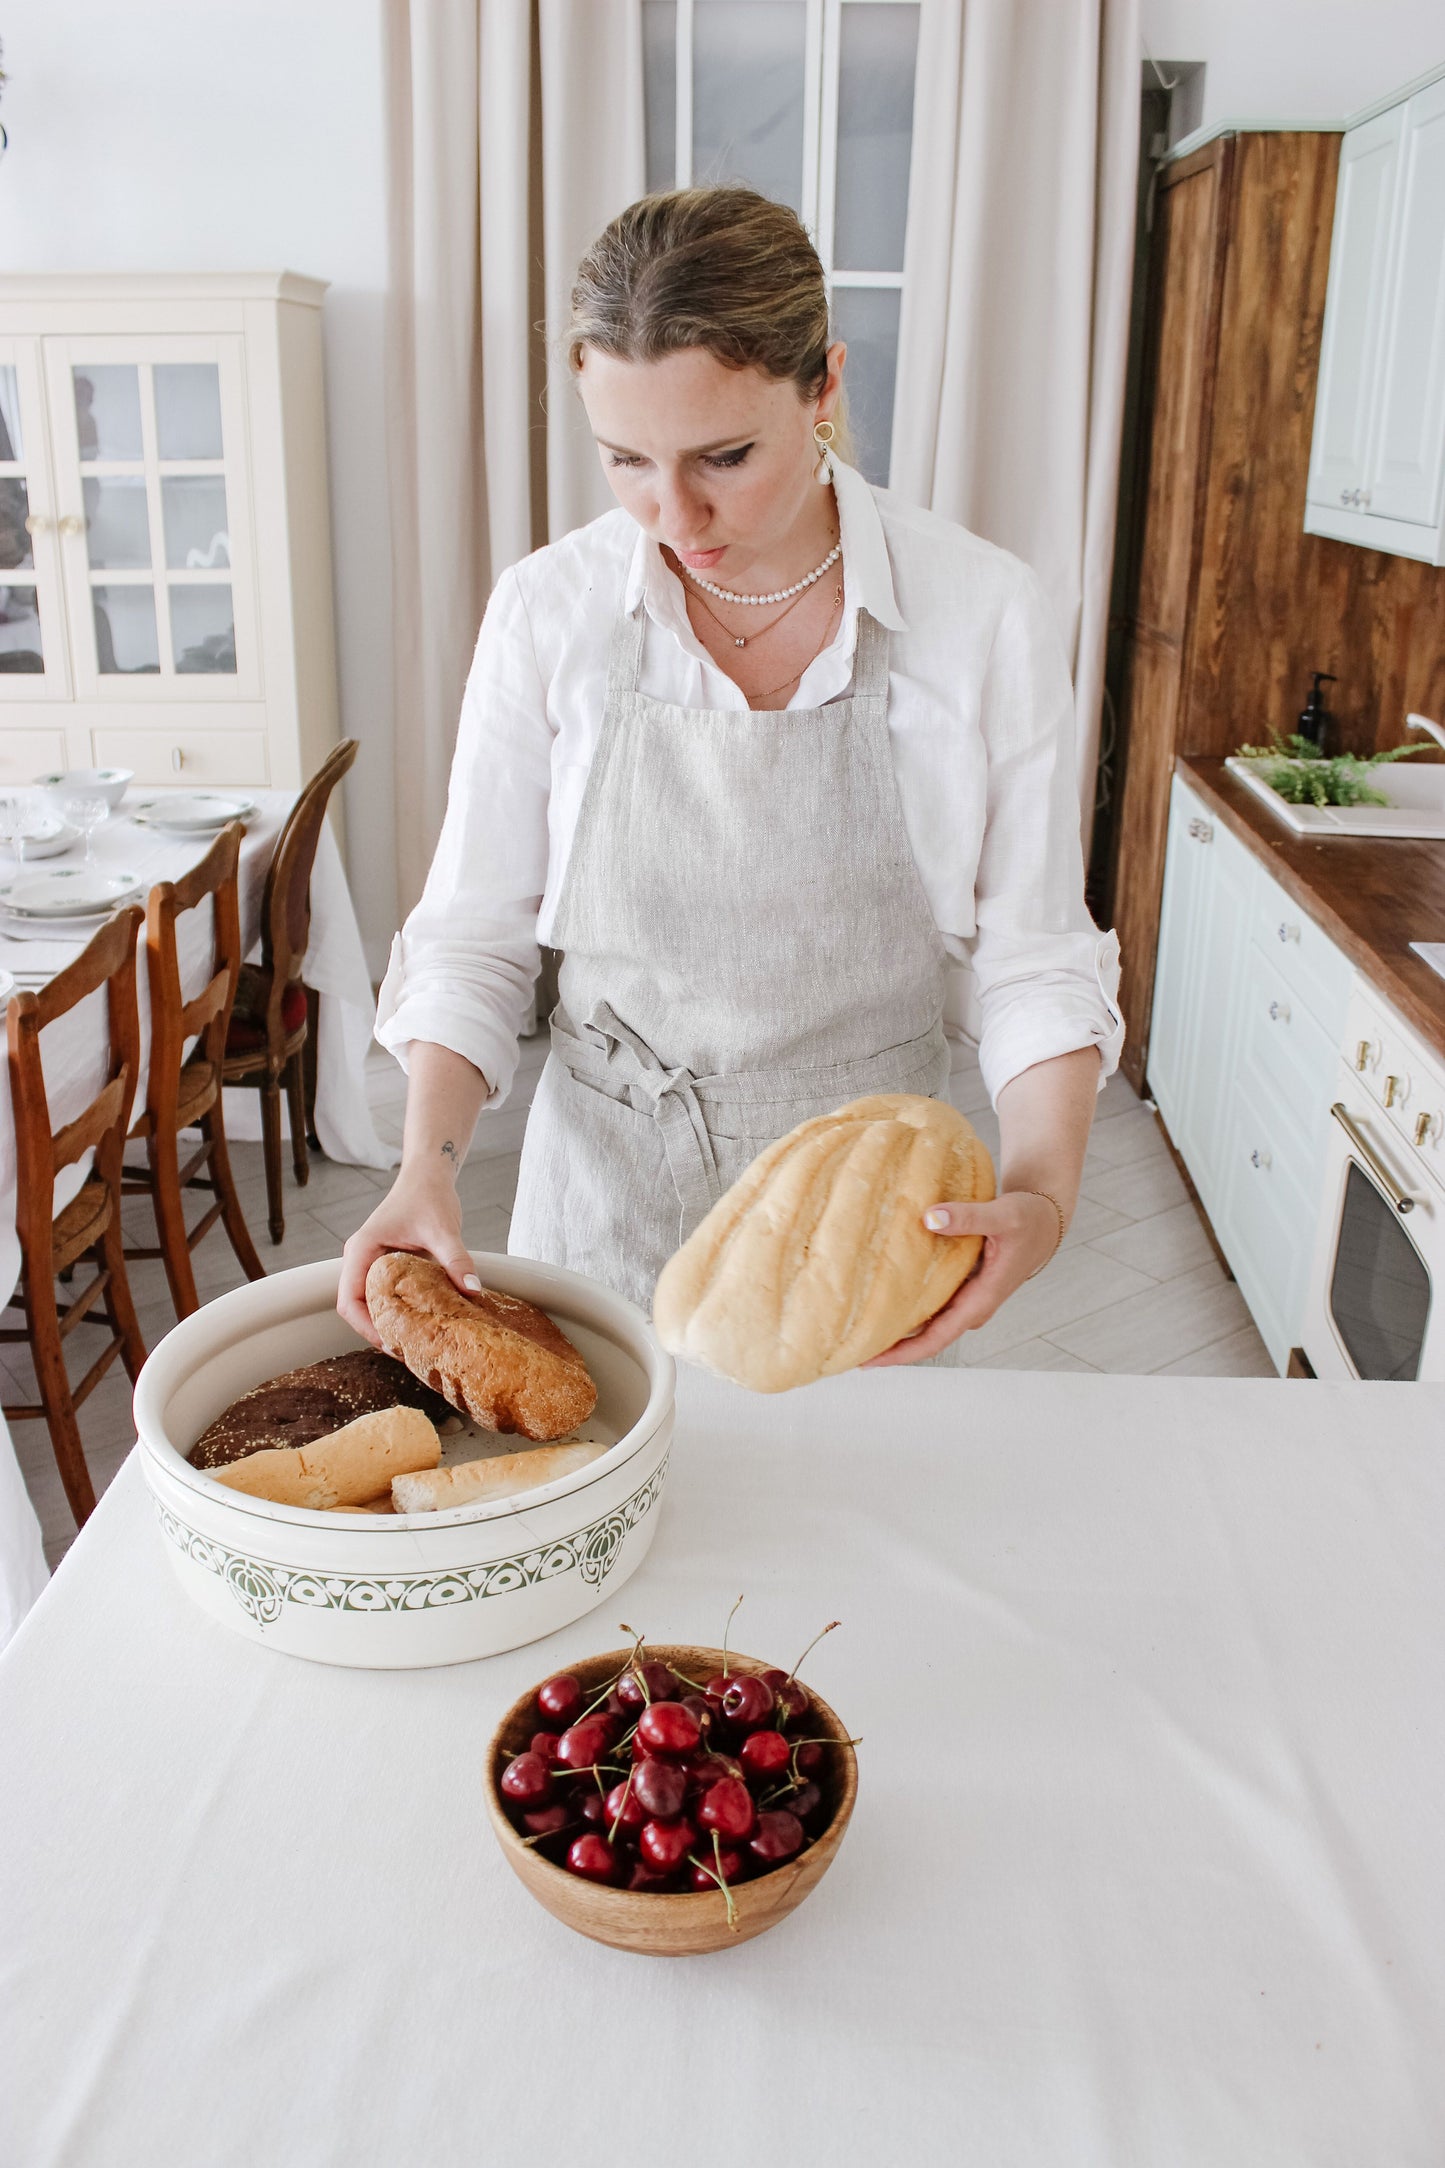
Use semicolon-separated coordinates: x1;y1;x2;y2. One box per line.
1301;991;1445;1381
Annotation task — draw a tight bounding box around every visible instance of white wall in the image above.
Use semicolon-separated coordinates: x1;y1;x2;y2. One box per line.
0;0;399;973
1142;0;1443;133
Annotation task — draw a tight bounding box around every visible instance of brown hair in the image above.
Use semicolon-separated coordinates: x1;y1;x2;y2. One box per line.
567;186;852;457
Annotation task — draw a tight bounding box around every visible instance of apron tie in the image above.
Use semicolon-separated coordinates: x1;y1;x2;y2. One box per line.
571;1002;723;1241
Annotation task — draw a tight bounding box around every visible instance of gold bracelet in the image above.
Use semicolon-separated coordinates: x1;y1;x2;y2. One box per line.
1012;1189;1067;1277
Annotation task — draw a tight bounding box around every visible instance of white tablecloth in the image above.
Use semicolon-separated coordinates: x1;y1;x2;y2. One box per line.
1;1369;1441;2167
0;792;397;1645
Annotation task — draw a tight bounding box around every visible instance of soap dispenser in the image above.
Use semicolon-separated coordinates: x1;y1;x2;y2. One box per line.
1297;671;1336;752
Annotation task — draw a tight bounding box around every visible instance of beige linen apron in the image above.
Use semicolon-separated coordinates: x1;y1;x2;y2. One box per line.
509;594;952;1313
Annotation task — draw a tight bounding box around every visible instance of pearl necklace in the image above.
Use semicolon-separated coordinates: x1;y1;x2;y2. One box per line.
683;536;842;606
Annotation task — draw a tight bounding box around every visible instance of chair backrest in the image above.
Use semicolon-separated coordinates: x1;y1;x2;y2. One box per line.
7;905;144;1258
143;821;245;1127
258;740;358;1036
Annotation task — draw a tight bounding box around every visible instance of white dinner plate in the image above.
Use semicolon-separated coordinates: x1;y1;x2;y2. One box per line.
0;869;142;918
132;792;257;834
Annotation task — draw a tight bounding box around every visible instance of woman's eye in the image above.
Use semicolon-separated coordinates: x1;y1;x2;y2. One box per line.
607;453;644;469
704;444;753;469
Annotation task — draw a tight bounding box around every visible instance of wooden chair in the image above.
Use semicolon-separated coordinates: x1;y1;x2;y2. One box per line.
123;822;266;1320
1;906;149;1529
221;739;358;1243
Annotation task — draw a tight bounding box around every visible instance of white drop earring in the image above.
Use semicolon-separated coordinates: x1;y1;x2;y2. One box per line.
812;418;836;484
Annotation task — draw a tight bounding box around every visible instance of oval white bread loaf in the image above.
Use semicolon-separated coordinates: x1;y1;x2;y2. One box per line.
652;1092;994;1391
365;1253;598;1440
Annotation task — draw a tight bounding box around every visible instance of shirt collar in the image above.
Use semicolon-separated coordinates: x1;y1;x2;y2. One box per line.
623;456;907;633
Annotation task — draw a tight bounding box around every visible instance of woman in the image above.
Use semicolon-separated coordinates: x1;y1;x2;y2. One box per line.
339;188;1122;1365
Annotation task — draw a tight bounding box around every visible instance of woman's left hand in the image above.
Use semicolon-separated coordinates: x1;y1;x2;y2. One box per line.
860;1192;1062;1367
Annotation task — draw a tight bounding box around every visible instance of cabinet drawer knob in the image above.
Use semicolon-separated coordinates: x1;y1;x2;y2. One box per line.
1268;999;1290;1023
1355;1038;1375;1071
23;513;51;536
1250;1147;1271;1171
1277;922;1300;944
1340;488;1352;506
1414;1113;1435;1148
1187;816;1213;844
171;746;185;773
57;513;84;536
1384;1074;1403;1109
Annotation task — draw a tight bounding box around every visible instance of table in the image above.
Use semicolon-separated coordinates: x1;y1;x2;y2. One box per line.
2;1369;1441;2167
0;791;397;1646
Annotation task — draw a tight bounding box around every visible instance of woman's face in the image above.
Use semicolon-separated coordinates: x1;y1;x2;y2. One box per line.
575;342;844;578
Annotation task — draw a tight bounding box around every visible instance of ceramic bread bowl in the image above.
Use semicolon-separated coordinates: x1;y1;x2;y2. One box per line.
34;765;133;809
484;1644;859;1955
134;1254;675;1670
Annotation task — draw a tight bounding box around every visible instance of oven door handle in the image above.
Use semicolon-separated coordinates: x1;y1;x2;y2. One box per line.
1330;1102;1416;1214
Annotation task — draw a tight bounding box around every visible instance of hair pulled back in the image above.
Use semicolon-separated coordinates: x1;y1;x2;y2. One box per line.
567;186;849;453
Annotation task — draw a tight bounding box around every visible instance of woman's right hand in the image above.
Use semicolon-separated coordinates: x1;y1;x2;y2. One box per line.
337;1172;481;1346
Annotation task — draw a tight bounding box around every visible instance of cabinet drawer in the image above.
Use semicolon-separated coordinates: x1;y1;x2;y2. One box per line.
1238;939;1339;1162
1252;868;1352;1036
91;730;269;788
0;729;69;782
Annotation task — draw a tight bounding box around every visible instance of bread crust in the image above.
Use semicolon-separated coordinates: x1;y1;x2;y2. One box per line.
652;1093;995;1390
365;1254;598;1441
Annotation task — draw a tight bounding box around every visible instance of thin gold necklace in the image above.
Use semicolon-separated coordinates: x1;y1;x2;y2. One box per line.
745;584;844;706
686;573;818;649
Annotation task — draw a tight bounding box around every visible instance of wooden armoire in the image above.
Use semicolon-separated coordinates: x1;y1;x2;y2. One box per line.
1106;128;1445;1093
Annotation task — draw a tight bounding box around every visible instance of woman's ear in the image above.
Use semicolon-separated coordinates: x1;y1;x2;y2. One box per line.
816;340;848;423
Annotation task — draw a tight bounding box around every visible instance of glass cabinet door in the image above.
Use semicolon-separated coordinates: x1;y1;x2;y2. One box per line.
0;341;73;702
41;335;259;702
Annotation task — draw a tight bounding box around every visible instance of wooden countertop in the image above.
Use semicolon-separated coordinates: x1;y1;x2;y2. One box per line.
1178;756;1445;1063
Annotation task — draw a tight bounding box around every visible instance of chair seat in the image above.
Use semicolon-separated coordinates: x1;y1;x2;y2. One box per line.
52;1180;113;1277
130;1058;219;1140
225;965;308;1055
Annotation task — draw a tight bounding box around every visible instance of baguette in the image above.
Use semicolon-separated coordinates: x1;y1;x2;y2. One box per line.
392;1440;608;1514
365;1254;597;1441
211;1406;440;1510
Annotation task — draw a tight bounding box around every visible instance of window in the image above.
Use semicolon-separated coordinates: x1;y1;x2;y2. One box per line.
642;0;921;485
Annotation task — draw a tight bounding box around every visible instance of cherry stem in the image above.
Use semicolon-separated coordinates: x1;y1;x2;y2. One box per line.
607;1767;635;1846
721;1594;743;1678
686;1834;739;1931
783;1619;839;1689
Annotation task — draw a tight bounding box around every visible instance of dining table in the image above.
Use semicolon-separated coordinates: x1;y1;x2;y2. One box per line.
0;787;397;1648
1;1365;1441;2166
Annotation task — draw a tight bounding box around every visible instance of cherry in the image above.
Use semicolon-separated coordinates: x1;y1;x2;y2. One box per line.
719;1675;773;1732
529;1730;565;1768
603;1688;630;1721
686;1752;743;1793
566;1833;618;1882
604;1779;647;1833
690;1845;744;1891
499;1751;553;1809
632;1757;688;1819
702;1673;733;1710
678;1692;714;1737
639;1817;696;1873
697;1776;756;1842
738;1729;791;1781
636;1701;702;1759
617;1659;680;1711
749;1809;805;1864
760;1668;810;1726
628;1862;676;1892
575;1788;608;1825
520;1802;571;1838
537;1673;583;1728
556;1716;614;1770
794;1741;824;1778
787;1779;825;1827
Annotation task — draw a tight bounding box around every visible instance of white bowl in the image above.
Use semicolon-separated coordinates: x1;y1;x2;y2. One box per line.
33;766;133;810
135;1253;676;1670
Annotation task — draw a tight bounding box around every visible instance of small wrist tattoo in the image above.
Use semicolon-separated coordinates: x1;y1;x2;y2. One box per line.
439;1139;459;1170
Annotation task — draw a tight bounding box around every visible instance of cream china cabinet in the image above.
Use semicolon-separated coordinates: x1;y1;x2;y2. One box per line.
0;273;338;789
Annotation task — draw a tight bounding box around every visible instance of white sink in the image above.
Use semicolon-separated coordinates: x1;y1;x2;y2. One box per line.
1226;755;1445;839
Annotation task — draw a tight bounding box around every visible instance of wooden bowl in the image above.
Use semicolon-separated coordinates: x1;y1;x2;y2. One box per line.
483;1643;858;1955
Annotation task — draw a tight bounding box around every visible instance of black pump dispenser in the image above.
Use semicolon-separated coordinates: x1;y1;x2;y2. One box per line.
1298;671;1336;751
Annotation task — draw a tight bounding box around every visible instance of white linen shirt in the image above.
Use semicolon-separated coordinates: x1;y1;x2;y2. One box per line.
376;458;1124;1108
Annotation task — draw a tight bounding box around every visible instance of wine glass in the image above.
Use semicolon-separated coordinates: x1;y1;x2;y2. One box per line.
61;789;109;867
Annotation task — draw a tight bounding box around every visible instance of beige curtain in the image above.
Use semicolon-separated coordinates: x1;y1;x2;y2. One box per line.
890;0;1141;819
385;0;645;915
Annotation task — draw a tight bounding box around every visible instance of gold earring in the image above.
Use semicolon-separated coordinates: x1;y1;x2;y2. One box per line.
813;418;836;484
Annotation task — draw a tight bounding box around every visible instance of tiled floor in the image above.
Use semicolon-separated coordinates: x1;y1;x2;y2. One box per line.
13;1029;1272;1568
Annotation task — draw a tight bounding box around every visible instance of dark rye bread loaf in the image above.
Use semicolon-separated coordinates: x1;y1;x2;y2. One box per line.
188;1350;455;1469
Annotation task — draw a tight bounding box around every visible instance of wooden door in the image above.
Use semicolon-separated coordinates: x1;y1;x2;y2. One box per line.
1110;143;1230;1091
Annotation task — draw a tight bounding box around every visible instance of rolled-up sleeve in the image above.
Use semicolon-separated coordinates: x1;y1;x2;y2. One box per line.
966;566;1125;1104
374;567;551;1106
